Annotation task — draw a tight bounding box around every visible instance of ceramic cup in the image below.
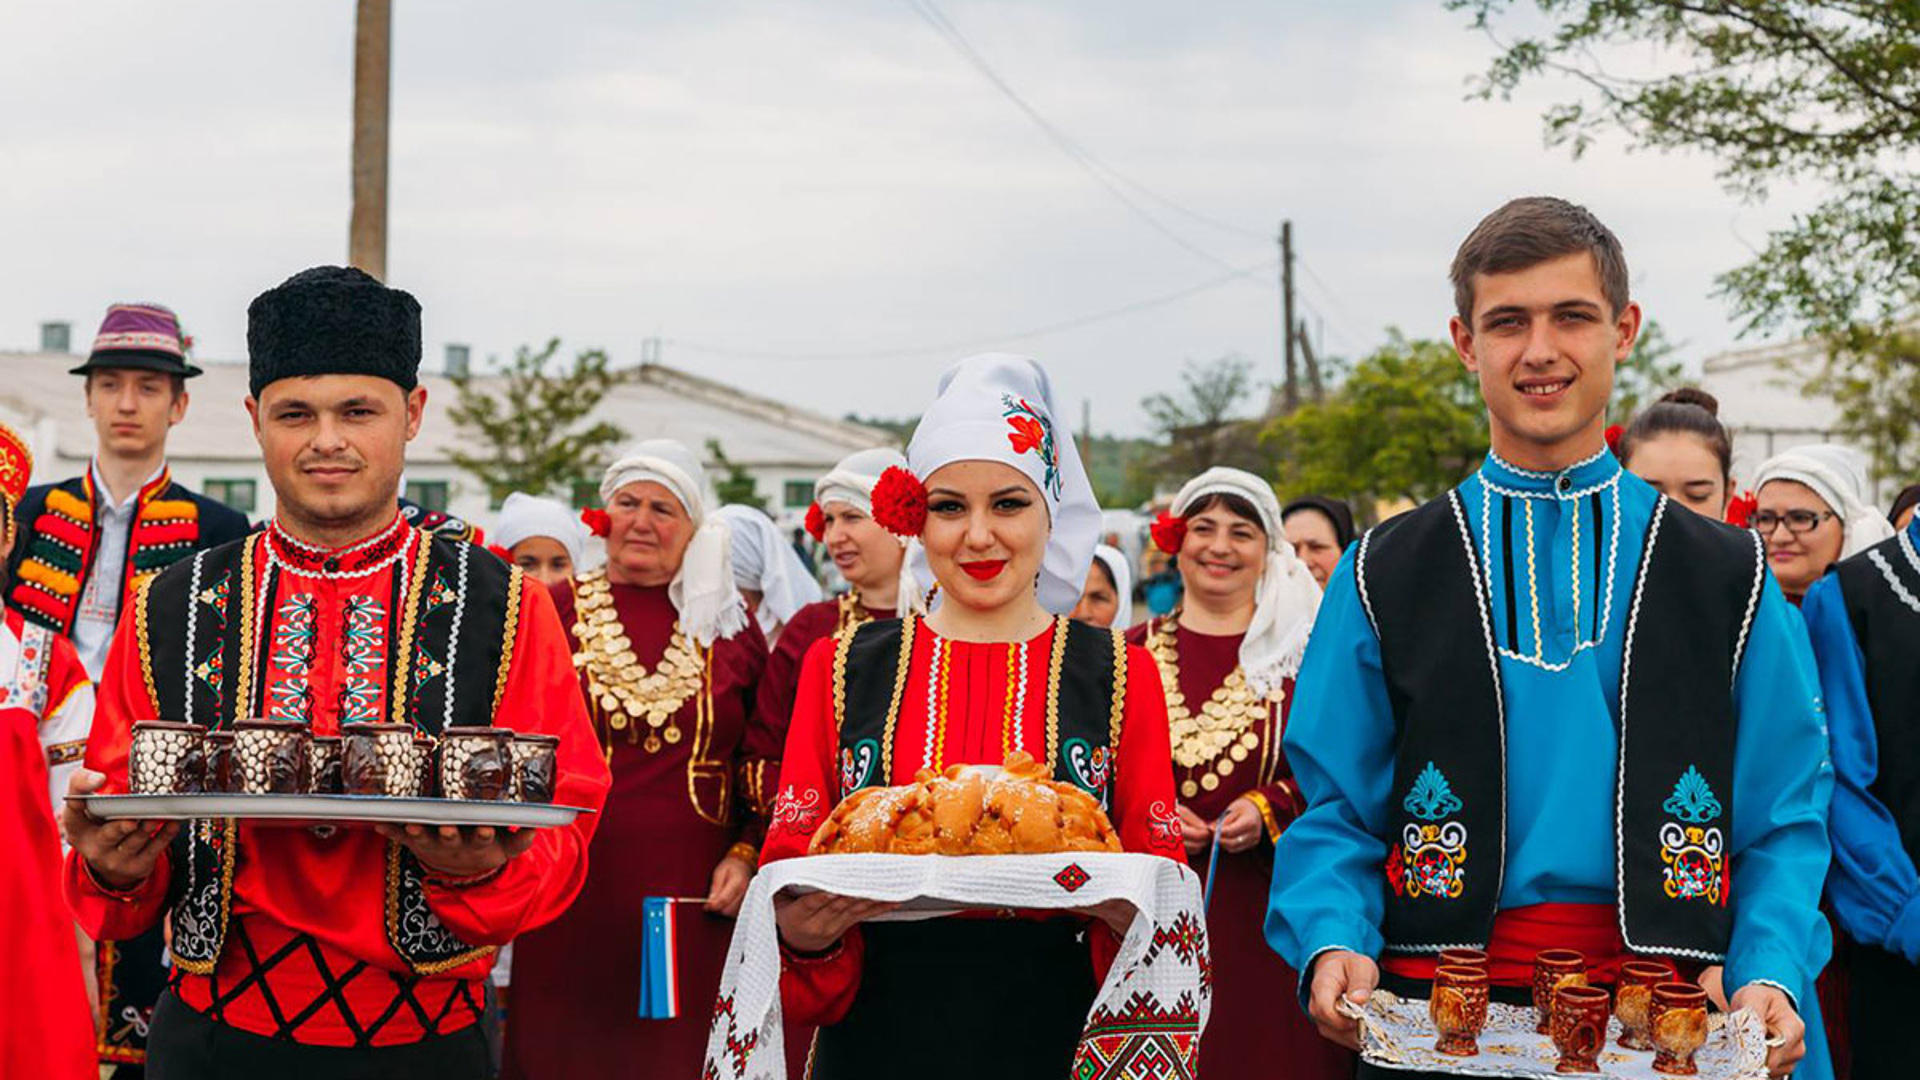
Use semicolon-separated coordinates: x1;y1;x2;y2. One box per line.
1533;949;1589;1034
233;719;310;795
204;730;236;793
128;721;207;795
1429;964;1490;1057
1438;947;1489;972
438;728;513;801
1551;984;1612;1074
413;735;438;798
306;735;344;795
1616;959;1679;1051
342;723;422;797
1649;982;1709;1076
510;733;560;803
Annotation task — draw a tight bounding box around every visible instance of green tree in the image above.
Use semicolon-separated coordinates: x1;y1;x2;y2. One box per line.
447;339;632;506
1450;0;1920;475
1612;319;1685;421
1808;329;1920;482
705;439;766;511
1264;332;1489;508
1139;355;1270;485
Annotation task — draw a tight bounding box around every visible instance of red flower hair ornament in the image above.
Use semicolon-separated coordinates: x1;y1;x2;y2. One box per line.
1150;510;1188;554
803;502;826;542
870;466;928;537
486;543;514;563
580;508;611;538
1725;489;1758;529
1604;423;1625;455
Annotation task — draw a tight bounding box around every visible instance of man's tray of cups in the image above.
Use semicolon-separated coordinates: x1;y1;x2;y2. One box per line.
76;720;591;829
1337;952;1773;1079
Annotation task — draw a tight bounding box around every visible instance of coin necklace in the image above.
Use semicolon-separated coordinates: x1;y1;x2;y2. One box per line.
570;570;706;753
1147;615;1273;799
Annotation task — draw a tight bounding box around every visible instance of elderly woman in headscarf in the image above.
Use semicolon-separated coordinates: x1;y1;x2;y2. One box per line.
713;503;823;644
503;440;775;1080
492;491;591;587
1071;543;1134;630
1132;469;1349;1080
760;354;1183;1079
1752;444;1895;605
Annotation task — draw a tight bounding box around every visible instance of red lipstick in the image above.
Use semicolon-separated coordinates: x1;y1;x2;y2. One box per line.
959;559;1006;581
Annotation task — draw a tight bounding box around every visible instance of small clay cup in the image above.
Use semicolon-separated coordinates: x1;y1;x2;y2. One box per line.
233;719;309;795
1649;982;1709;1075
307;735;344;795
438;728;513;801
1616;959;1679;1050
510;733;560;803
413;735;438;797
1551;984;1612;1074
205;730;236;793
342;723;421;797
1533;949;1589;1034
1429;964;1489;1057
1438;947;1489;971
129;721;207;795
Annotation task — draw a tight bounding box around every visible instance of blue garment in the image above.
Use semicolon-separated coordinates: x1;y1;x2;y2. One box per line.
1806;519;1920;963
1268;450;1832;1042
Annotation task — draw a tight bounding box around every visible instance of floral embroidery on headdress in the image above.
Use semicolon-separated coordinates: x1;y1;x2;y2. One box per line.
1002;395;1061;499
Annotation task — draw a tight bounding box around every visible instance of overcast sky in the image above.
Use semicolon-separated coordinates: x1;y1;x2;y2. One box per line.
0;1;1822;435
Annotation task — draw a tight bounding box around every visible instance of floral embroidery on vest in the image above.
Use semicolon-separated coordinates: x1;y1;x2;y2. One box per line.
1394;761;1468;900
1659;766;1728;905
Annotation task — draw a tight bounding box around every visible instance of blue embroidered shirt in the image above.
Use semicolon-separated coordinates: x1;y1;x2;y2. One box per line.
1267;449;1832;1010
1804;517;1920;962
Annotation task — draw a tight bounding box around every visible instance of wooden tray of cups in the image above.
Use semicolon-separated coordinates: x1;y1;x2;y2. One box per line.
74;793;593;829
1340;991;1771;1079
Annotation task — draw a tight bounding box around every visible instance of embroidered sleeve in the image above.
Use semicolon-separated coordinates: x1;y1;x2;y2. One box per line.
761;637;840;865
1111;644;1186;862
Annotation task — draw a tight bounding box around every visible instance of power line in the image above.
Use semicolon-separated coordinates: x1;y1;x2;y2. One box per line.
903;0;1270;279
1293;254;1375;353
668;258;1279;363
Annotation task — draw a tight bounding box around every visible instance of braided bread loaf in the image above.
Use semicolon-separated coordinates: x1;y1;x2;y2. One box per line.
808;751;1122;856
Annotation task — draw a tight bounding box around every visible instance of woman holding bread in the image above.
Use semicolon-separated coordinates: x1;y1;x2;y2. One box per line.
761;354;1184;1079
505;439;773;1080
1134;468;1352;1080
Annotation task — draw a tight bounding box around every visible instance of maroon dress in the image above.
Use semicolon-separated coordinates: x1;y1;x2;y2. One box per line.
505;579;770;1080
1127;616;1355;1080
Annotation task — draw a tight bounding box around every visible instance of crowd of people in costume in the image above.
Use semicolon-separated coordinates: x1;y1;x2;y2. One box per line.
1;194;1916;1080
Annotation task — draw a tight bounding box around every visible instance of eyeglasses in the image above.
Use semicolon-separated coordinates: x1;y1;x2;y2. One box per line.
1750;509;1837;535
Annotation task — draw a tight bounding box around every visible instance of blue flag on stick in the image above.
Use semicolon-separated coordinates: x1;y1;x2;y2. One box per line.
638;897;681;1020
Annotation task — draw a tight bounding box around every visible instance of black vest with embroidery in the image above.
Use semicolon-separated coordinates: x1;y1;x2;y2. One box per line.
1835;530;1920;860
1358;492;1761;959
831;614;1127;805
137;529;525;975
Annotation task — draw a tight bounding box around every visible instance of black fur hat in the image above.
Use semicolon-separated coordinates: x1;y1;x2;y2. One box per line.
246;266;421;397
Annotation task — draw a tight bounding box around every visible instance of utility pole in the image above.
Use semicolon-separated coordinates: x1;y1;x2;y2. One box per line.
349;0;392;280
1298;326;1324;402
1280;220;1298;412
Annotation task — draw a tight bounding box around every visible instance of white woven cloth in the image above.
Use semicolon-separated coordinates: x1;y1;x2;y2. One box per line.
703;852;1211;1080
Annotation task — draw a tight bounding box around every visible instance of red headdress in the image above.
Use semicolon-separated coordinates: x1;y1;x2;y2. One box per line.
0;421;31;541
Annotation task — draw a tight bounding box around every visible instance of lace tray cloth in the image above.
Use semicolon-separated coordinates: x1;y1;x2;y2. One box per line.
1344;991;1770;1080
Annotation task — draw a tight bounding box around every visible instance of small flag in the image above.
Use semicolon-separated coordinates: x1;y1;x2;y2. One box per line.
638;897;681;1020
1202;825;1222;914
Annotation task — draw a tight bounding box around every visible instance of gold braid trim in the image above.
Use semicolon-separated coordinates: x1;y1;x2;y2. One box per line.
168;818;237;975
1001;639;1021;759
879;611;918;781
384;843;497;975
491;565;525;718
1043;614;1067;771
1243;789;1284;844
830;622;857;744
231;539;260;724
1107;626;1127;766
388;530;432;725
134;574;159;714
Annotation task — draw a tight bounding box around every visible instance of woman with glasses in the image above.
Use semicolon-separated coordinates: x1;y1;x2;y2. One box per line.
1751;445;1893;604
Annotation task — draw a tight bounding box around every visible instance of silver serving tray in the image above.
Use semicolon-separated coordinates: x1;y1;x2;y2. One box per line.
73;793;591;828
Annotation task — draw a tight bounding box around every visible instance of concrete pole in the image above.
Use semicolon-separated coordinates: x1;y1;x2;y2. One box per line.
349;0;391;280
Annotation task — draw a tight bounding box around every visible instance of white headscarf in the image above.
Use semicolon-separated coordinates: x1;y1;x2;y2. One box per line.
1091;544;1135;631
493;492;589;567
906;353;1101;615
814;447;928;618
1752;444;1894;561
713;504;823;638
1170;467;1323;697
599;439;749;647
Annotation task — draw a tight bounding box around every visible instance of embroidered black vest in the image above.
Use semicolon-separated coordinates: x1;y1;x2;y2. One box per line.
829;613;1127;805
137;528;525;975
1358;491;1761;960
1834;529;1920;860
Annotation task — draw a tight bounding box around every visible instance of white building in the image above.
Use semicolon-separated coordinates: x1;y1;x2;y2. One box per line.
1698;336;1858;491
0;350;896;531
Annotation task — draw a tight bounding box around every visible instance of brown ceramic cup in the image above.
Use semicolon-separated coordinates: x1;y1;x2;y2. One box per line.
129;721;208;795
413;735;438;798
204;730;236;793
510;733;560;803
1429;964;1490;1057
1533;949;1588;1034
233;719;310;794
438;728;513;801
1551;984;1612;1074
1438;947;1490;971
342;722;422;797
1616;959;1679;1050
1649;982;1709;1075
306;735;344;795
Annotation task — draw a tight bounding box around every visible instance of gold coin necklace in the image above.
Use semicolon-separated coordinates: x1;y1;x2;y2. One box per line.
1147;615;1274;799
570;570;706;753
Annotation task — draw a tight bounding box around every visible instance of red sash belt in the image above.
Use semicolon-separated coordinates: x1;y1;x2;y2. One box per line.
1383;903;1665;988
